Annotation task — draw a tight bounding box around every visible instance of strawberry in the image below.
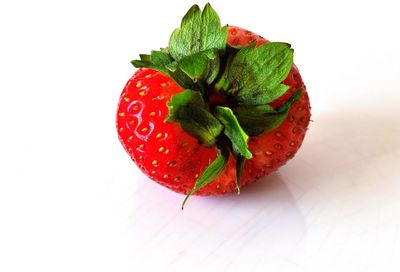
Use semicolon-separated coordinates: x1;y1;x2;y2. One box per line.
116;4;311;207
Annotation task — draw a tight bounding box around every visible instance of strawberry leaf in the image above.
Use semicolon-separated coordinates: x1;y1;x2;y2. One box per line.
237;83;289;106
215;42;293;106
131;50;173;76
168;4;227;86
234;89;303;136
132;4;228;90
182;146;229;209
132;50;194;89
215;106;252;159
177;49;219;83
169;3;228;61
234;152;246;194
167;90;223;146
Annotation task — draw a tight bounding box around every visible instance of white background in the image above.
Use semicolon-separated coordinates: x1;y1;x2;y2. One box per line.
1;0;400;271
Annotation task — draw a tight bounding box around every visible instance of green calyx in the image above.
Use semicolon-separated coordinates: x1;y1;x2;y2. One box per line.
131;3;300;208
166;90;223;146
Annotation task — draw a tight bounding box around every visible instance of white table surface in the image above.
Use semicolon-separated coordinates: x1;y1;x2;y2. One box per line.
1;0;400;271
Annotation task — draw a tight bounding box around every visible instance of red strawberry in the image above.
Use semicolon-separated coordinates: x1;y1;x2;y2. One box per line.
116;4;310;206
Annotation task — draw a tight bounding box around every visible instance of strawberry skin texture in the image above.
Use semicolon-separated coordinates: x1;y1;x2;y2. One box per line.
117;26;311;195
117;69;218;193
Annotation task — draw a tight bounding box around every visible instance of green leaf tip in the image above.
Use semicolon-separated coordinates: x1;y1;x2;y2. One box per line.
234;153;246;194
169;3;228;61
182;146;230;209
131;50;173;76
